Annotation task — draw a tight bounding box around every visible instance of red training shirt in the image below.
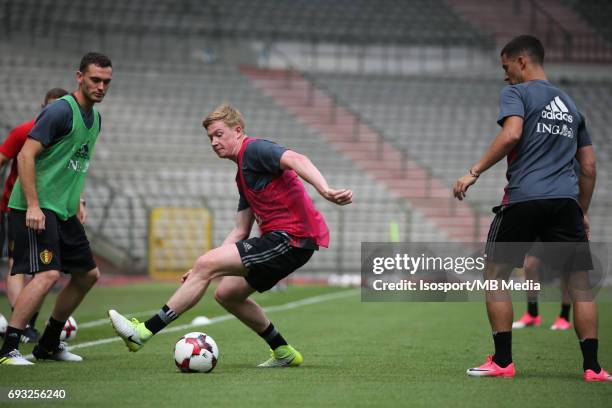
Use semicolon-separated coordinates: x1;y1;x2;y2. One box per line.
0;119;35;213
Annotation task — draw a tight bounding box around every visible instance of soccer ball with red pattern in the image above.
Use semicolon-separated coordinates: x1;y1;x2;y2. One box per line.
60;316;78;342
174;332;219;373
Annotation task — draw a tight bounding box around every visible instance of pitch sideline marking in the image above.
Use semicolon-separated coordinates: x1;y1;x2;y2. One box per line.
26;289;358;357
78;310;159;329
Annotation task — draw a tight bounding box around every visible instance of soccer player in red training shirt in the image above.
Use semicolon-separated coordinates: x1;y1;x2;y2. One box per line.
0;88;72;343
110;104;353;367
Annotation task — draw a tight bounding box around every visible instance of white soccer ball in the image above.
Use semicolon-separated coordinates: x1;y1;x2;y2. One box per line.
60;316;78;341
0;313;7;334
174;332;219;373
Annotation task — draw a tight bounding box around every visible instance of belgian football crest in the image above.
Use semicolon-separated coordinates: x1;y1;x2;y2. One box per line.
40;249;53;265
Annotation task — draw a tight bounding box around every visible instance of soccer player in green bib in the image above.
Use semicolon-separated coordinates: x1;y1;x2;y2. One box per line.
0;53;112;365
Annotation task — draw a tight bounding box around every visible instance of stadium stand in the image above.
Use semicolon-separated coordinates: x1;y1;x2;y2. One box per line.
0;43;416;274
566;0;612;46
447;0;612;61
1;0;611;276
0;0;490;46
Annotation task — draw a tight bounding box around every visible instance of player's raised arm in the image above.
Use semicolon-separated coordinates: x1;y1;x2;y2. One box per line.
279;150;352;206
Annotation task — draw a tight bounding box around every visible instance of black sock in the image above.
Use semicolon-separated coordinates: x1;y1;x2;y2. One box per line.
1;326;23;355
527;301;538;317
560;304;571;321
144;305;178;334
580;338;601;372
258;323;288;350
28;312;39;329
492;331;512;368
38;317;66;351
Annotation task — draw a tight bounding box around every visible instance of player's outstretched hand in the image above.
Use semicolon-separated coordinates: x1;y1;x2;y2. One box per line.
323;188;353;206
26;206;46;232
453;173;477;201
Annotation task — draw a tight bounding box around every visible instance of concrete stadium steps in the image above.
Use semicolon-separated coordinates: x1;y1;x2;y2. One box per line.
241;66;485;242
446;0;611;61
1;44;415;271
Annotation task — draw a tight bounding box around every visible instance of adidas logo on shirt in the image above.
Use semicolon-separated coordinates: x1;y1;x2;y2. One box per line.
541;96;573;123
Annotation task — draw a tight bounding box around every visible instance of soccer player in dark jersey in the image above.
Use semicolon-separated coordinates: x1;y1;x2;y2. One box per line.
453;35;610;381
110;104;353;367
0;88;70;344
0;53;112;365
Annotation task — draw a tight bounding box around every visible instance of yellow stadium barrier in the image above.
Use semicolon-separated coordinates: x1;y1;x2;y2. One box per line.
148;207;213;280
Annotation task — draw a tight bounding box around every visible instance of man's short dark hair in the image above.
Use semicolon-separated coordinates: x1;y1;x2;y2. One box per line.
501;35;545;65
79;52;112;73
44;88;68;104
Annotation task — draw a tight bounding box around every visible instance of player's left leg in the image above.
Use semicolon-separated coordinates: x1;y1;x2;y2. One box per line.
214;276;302;367
33;267;99;362
33;215;99;362
568;270;611;381
109;243;247;352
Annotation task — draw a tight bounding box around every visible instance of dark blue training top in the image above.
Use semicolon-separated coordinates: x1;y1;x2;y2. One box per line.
29;94;101;147
237;139;287;211
497;79;592;205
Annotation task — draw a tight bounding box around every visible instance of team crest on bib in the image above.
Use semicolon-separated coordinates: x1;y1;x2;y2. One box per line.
40;249;53;265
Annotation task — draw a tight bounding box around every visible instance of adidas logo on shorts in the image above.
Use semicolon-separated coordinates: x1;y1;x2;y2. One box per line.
242;242;253;252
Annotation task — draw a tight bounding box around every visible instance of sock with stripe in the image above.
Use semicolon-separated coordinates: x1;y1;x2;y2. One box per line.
258;322;288;350
145;305;178;334
38;317;66;351
1;326;23;355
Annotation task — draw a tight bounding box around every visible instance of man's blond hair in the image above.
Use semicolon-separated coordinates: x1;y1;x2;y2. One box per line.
202;104;246;131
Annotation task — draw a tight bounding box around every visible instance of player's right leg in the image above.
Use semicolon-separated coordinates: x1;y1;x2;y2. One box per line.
466;261;516;377
4;212;42;344
1;209;64;365
7;261;42;343
109;243;247;352
0;269;60;365
467;204;535;378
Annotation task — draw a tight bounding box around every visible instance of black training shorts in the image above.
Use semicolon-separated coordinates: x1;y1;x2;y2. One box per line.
236;231;314;292
8;209;97;275
485;198;591;270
